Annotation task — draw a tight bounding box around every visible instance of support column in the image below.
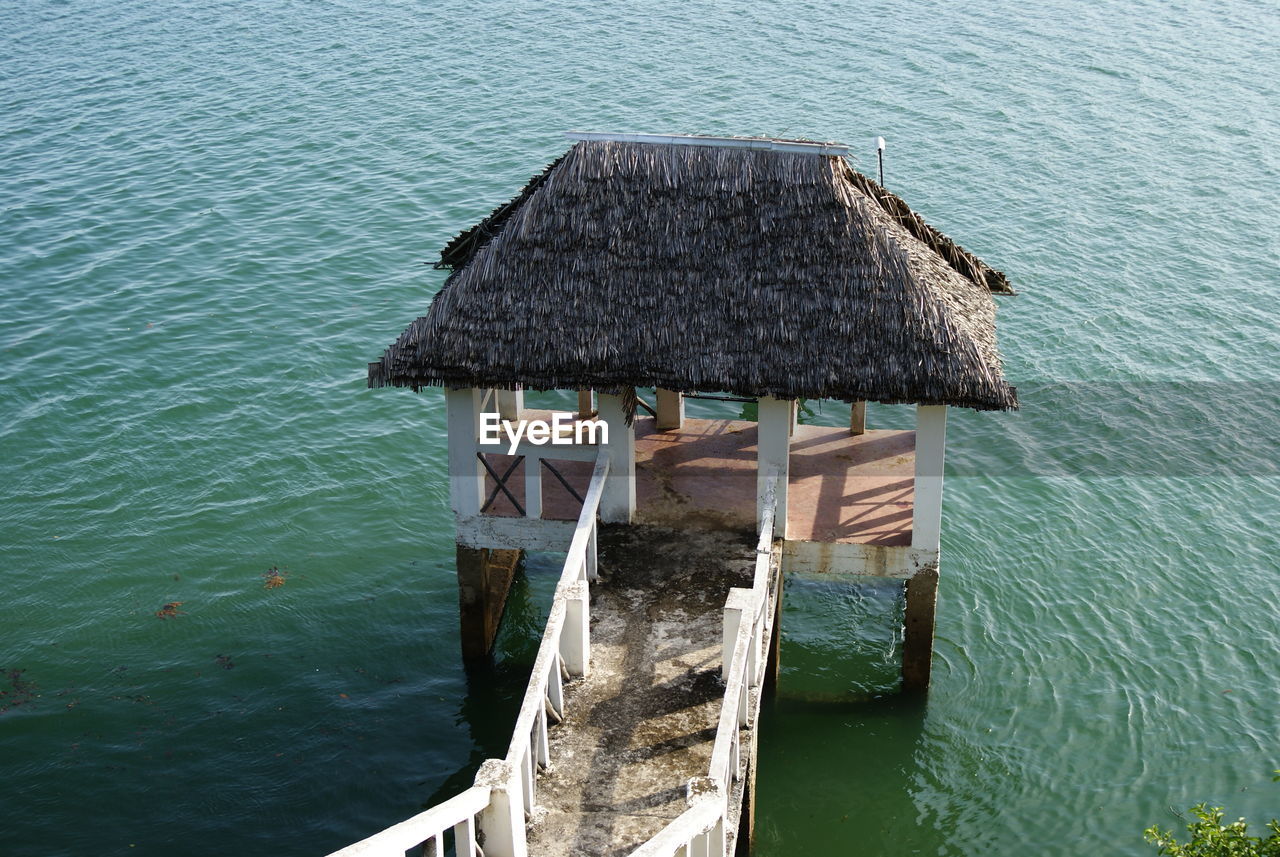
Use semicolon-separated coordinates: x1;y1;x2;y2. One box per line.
911;405;947;551
902;563;939;693
757;396;792;538
495;387;523;421
446;387;485;520
577;389;594;419
905;404;946;692
597;392;635;524
457;546;522;663
850;400;867;435
655;388;683;431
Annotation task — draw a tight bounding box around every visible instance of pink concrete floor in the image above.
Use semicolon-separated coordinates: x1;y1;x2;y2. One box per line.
481;416;915;546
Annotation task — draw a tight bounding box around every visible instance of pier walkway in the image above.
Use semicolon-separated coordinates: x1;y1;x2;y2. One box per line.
329;456;785;857
526;523;761;857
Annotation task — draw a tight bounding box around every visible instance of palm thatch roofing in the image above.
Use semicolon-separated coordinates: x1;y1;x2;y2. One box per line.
369;135;1018;411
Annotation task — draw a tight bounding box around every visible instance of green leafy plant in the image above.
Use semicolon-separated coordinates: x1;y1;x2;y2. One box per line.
1145;775;1280;857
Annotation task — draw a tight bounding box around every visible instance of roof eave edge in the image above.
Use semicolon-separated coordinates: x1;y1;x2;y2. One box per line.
565;130;850;156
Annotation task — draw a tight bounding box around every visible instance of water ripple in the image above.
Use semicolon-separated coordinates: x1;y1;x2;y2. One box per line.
3;0;1279;854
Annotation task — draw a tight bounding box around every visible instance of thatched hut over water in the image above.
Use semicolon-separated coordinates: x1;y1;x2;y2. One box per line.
367;132;1018;692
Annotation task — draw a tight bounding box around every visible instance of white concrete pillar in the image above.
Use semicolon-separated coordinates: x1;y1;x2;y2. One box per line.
757;396;792;539
585;526;598;581
850;400;867;435
721;587;752;681
496;387;523;421
523;456;541;519
656;388;684;431
560;580;590;677
446;387;485;519
474;759;527;857
685;778;727;857
911;405;947;551
597;393;635;524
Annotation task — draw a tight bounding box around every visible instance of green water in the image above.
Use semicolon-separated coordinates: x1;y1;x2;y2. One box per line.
2;1;1277;854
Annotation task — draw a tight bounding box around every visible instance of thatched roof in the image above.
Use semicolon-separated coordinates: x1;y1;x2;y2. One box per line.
370;136;1017;410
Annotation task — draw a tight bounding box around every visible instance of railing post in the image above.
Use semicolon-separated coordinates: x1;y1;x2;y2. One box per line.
559;581;590;677
548;654;565;717
686;777;725;857
722;588;752;680
747;609;761;689
453;815;478;857
586;524;598;581
453;813;478;857
474;760;526;857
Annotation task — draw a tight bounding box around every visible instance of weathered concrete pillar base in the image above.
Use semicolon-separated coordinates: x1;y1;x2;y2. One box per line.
457;545;523;663
902;564;939;693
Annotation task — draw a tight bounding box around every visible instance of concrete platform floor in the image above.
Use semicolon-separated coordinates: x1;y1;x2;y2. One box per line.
524;524;755;857
482;416;915;546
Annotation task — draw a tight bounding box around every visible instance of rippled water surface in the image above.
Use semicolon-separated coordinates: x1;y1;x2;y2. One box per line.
2;1;1277;854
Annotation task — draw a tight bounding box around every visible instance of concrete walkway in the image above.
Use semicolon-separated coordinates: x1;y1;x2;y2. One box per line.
524;523;755;857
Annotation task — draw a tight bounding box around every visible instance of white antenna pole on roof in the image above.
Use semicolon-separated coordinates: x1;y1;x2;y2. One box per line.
876;136;886;186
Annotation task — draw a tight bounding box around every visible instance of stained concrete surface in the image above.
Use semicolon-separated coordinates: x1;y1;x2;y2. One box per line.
524;523;754;857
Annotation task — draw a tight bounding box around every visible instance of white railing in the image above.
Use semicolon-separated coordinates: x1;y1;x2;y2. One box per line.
503;452;609;817
627;780;725;857
324;785;489;857
629;472;782;857
326;451;611;857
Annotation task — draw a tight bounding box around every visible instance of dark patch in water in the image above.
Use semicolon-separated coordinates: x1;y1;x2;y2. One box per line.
0;669;39;713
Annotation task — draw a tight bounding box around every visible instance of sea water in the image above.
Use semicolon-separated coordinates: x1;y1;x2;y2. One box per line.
2;1;1277;854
